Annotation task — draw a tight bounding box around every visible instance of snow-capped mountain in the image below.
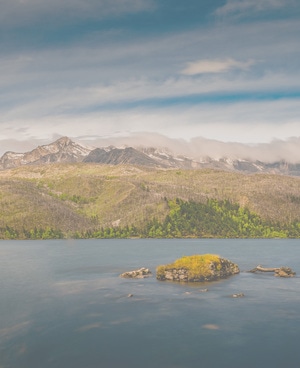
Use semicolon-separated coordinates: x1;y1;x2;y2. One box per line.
0;137;91;169
1;136;300;176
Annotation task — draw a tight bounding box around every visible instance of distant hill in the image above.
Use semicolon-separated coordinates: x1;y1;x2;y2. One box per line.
1;136;300;176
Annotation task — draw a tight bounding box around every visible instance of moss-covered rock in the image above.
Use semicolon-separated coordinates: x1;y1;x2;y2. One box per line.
156;254;239;282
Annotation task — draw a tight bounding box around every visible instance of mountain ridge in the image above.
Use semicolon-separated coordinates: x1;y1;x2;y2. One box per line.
0;136;91;169
1;136;300;176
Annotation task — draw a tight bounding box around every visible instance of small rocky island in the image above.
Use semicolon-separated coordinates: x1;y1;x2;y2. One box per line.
156;254;240;282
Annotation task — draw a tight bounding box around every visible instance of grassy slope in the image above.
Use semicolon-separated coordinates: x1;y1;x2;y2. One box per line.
1;163;300;234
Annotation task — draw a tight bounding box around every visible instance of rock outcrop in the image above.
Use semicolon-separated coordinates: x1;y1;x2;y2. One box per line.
275;267;296;277
156;254;239;282
249;265;296;278
120;267;152;278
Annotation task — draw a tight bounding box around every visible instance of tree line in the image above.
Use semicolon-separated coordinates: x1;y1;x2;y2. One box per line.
1;198;299;239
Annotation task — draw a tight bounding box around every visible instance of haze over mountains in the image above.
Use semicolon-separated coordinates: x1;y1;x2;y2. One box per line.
1;136;300;176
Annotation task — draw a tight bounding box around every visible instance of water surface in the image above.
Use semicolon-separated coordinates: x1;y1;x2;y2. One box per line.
1;239;300;368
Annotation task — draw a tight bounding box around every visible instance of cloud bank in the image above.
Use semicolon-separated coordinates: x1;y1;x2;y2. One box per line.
1;133;300;165
75;133;300;164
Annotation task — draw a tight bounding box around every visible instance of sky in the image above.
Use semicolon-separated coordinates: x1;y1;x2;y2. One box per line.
1;0;300;160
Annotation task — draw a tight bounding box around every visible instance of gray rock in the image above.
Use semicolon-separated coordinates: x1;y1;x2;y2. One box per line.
120;267;152;279
250;265;296;277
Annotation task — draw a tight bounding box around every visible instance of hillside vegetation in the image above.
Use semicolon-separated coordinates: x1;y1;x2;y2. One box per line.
0;163;300;239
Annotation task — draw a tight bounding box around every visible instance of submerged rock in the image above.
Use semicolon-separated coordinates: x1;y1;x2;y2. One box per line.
274;267;296;278
156;254;239;282
120;267;152;279
231;293;245;298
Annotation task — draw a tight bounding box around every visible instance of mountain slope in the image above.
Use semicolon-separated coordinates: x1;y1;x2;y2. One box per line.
1;163;300;238
0;177;94;234
84;147;164;167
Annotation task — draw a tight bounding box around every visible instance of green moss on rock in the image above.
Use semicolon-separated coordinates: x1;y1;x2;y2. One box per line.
156;254;239;282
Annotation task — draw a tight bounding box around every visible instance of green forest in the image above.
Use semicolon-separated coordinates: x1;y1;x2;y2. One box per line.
1;198;299;239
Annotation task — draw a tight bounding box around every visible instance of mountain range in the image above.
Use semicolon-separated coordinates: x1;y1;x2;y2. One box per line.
1;137;300;239
1;136;300;176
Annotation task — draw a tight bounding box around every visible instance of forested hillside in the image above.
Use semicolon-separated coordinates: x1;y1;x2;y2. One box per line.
0;163;300;239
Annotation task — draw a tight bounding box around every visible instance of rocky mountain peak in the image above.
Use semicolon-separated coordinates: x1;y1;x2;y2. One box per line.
83;146;164;167
0;137;92;170
54;136;73;146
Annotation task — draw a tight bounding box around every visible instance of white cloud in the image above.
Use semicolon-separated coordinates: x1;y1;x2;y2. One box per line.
1;98;299;149
1;17;299;93
1;66;299;126
0;9;299;154
215;0;295;18
2;16;299;101
0;321;31;342
181;58;256;75
75;134;300;164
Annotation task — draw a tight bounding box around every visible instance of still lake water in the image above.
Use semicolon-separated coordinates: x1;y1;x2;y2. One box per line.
1;238;300;368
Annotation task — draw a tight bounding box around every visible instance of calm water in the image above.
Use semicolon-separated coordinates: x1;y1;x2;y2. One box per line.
1;239;300;368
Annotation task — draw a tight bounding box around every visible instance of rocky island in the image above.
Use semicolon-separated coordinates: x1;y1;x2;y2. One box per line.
156;254;240;282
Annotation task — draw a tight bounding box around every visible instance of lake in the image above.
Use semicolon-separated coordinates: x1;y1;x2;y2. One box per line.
1;239;300;368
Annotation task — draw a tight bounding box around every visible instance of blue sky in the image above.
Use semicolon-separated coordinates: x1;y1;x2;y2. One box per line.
1;0;300;155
